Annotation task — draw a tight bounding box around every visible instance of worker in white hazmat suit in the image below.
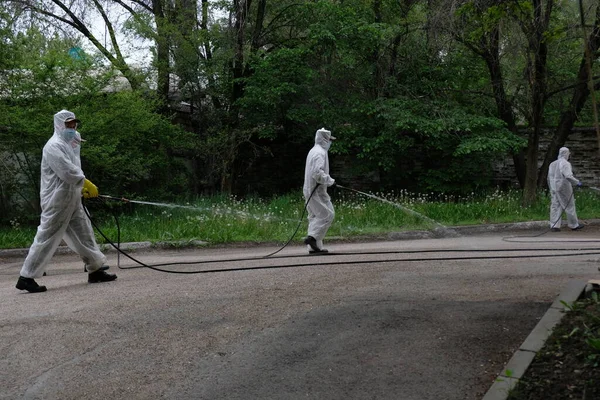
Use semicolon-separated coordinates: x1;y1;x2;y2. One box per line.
303;127;336;254
16;110;117;293
547;147;584;232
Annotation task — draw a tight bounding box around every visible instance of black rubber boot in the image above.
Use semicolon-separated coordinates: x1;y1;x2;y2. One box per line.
16;276;47;293
303;236;320;252
84;265;109;272
88;270;117;283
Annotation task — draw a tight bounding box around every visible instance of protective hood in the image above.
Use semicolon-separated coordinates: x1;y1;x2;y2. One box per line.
53;109;83;147
558;147;570;160
314;128;335;151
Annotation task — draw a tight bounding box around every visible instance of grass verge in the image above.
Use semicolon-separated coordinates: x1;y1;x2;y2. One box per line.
507;293;600;400
2;187;600;249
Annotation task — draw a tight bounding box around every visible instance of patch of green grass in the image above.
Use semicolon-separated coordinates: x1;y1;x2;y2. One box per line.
1;188;600;249
0;227;35;249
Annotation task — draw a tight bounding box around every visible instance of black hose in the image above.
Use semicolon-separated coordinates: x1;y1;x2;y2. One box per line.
261;183;320;257
83;184;322;271
81;187;600;275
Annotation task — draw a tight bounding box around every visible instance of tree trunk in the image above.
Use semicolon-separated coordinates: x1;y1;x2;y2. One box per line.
200;0;222;110
153;0;171;112
172;0;198;89
231;0;250;105
539;59;591;186
219;0;252;193
538;2;600;187
481;27;525;187
523;130;540;206
522;0;552;206
250;0;267;53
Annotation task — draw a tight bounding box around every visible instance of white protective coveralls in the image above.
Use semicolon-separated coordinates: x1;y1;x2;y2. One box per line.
547;147;581;229
303;128;336;250
20;110;107;278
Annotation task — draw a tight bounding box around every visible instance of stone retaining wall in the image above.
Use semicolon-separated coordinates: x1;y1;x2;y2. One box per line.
489;127;600;188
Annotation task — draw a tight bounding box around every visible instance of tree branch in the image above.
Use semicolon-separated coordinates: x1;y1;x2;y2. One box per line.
545;75;600;99
92;0;126;63
7;0;141;89
112;0;153;14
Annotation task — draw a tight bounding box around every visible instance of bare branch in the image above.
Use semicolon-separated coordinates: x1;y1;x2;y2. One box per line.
91;0;126;62
112;0;152;14
6;0;141;89
545;75;600;99
9;0;79;29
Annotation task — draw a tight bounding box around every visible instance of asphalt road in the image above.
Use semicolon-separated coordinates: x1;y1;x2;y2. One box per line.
1;227;600;400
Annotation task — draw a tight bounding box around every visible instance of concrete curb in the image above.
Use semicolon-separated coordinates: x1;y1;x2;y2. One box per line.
0;240;209;259
386;220;551;241
481;279;588;400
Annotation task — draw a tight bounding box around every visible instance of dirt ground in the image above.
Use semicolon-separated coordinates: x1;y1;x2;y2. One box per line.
1;229;600;400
